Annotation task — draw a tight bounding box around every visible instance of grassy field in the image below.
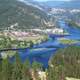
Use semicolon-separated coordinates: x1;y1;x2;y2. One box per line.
59;38;80;44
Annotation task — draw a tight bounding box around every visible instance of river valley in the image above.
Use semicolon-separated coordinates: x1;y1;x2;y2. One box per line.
4;20;80;68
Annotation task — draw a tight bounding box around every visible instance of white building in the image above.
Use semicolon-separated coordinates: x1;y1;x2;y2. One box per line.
52;28;64;34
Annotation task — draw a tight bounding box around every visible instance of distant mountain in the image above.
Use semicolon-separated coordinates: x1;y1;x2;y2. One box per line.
40;1;80;9
0;0;49;30
40;1;65;8
61;1;80;9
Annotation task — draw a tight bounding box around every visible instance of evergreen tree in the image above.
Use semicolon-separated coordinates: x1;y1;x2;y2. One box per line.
32;61;42;80
11;53;22;80
1;58;12;80
22;59;31;80
29;41;33;48
0;59;2;80
49;46;80;79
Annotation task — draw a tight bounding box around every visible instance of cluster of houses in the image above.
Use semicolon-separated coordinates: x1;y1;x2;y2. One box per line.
2;30;40;41
0;27;64;41
10;31;38;37
33;28;64;34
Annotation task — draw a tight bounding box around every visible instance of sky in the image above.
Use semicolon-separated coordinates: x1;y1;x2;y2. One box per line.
34;0;71;2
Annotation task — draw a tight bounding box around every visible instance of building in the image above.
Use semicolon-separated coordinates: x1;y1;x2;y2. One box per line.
52;28;64;34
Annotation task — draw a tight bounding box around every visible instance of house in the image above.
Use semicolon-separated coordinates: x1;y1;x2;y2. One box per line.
52;28;64;34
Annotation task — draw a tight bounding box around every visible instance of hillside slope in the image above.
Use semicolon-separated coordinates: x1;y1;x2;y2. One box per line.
0;0;49;30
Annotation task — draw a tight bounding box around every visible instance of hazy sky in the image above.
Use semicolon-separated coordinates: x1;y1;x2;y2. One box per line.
34;0;71;2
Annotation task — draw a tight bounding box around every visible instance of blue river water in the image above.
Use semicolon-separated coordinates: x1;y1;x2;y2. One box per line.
4;20;80;68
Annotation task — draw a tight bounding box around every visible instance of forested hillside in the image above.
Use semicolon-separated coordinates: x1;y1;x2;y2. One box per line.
48;46;80;80
0;46;80;80
0;0;49;30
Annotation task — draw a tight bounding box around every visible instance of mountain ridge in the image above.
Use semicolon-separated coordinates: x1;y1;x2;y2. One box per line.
39;1;80;9
0;0;49;30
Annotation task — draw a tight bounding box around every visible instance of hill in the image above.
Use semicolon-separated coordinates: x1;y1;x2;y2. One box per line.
48;46;80;79
40;1;65;8
40;1;80;9
0;0;49;30
61;1;80;9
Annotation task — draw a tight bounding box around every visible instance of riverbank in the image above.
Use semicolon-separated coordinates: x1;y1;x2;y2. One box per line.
0;31;48;49
68;20;80;29
58;38;80;44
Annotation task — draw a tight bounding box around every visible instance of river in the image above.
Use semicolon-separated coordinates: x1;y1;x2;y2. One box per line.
7;20;80;68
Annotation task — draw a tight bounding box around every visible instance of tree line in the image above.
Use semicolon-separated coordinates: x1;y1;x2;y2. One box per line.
47;46;80;80
0;46;80;80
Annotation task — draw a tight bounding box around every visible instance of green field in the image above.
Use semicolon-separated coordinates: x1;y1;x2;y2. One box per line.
59;38;80;44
